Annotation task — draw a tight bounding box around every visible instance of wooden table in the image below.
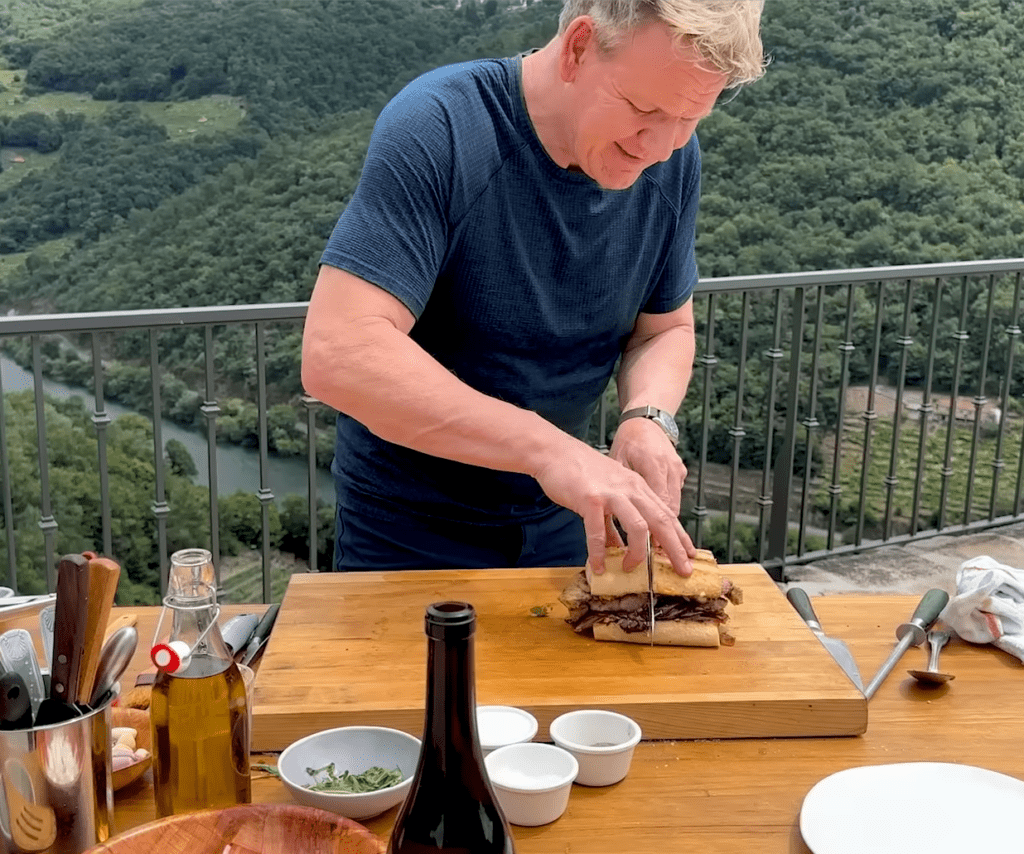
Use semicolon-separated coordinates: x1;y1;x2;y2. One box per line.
4;587;1022;853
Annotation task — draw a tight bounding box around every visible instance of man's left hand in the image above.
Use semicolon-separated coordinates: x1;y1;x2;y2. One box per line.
608;415;686;517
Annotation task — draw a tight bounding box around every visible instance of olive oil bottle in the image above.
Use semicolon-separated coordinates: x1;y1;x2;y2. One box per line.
150;549;251;817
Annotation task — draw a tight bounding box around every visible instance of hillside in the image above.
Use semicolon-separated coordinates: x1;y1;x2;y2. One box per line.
1;0;1021;462
1;0;1022;595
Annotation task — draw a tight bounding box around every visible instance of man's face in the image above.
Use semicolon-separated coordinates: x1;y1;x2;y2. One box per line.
565;20;728;190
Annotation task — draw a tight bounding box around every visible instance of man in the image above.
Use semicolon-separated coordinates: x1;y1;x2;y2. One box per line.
302;0;765;575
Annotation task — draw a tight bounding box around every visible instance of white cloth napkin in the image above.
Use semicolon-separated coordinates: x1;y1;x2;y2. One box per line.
941;556;1024;662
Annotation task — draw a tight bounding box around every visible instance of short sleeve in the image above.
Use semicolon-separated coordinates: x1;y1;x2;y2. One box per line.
643;135;701;314
319;90;454;318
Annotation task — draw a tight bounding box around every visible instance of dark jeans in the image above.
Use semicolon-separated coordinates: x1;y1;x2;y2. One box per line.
332;499;586;571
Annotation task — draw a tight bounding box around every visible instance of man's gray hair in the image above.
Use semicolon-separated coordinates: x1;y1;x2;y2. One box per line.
558;0;766;88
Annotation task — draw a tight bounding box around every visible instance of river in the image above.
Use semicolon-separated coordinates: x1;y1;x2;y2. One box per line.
0;354;336;505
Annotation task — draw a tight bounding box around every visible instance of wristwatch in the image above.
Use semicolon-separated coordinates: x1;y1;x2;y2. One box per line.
619;406;679;447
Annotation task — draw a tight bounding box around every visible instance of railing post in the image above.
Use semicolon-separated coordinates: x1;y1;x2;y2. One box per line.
150;329;170;596
693;293;717;547
302;394;321;573
0;365;17;589
202;325;222;582
766;287;805;578
255;323;274;604
32;336;58;591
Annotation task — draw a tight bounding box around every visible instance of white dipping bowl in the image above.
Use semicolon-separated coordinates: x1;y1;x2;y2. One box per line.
278;726;420;820
485;742;578;826
477;705;538;756
548;709;642;787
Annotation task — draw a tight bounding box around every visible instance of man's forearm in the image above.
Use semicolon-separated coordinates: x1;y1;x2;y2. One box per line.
616;323;695;415
303;314;578;480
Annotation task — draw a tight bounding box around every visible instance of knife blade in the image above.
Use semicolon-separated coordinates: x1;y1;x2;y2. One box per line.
786;587;863;692
863;588;949;700
646;534;655;646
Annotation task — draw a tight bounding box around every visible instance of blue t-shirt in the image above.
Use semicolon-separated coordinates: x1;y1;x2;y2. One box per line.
320;56;701;522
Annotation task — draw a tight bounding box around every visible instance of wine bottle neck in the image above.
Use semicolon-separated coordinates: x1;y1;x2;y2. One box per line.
424;634;482;762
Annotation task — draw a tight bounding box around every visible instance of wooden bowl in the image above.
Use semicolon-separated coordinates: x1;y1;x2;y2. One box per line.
110;707;153;792
81;803;386;853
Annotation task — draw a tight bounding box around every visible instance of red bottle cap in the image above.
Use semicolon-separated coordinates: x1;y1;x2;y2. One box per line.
151;640;191;672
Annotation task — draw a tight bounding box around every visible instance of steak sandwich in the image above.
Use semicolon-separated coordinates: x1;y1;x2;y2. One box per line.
558;546;742;647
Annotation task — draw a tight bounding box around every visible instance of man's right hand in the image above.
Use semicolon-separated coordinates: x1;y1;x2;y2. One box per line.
532;438;695;578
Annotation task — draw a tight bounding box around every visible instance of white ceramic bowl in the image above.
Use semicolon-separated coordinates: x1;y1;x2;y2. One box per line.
548;709;642;787
277;726;420;820
476;705;538;756
484;742;578;826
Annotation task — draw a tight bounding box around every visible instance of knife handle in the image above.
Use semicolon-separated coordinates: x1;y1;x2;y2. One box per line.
76;555;121;704
786;587;823;632
50;554;90;703
895;588;950;645
252;603;281;642
240;603;281;665
909;588;949;626
0;672;33;730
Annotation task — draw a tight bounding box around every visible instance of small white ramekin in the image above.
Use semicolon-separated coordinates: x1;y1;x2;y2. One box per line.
485;742;578;826
476;705;538;756
548;709;642;787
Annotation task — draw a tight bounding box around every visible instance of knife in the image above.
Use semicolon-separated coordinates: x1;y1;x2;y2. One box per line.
786;588;863;692
35;553;91;725
646;534;655;646
76;554;122;705
863;588;949;700
240;603;281;666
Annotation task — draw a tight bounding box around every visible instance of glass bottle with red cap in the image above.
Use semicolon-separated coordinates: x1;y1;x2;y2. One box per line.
150;548;250;816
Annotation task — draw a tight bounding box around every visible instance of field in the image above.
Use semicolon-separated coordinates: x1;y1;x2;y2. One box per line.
3;0;150;40
0;66;247;144
1;65;247;280
0;237;73;283
820;412;1024;534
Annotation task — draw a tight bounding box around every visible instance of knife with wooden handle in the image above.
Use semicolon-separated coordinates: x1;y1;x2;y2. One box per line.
76;554;121;705
35;553;91;724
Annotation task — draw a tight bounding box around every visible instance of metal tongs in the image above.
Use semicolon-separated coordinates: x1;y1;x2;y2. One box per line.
646;534;655;646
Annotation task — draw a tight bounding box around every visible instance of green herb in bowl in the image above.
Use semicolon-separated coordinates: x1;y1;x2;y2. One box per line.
304;763;404;793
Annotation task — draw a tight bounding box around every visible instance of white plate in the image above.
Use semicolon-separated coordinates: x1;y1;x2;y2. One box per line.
800;762;1024;854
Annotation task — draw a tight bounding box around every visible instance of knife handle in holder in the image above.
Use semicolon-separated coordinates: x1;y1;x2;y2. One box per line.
49;554;91;705
76;555;122;705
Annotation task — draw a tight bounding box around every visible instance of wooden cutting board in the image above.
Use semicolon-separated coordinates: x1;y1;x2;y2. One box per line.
251;565;867;751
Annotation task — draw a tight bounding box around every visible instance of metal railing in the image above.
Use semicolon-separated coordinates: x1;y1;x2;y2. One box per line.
1;258;1023;599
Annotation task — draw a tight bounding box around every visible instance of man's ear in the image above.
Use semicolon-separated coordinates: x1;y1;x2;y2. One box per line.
559;17;597;83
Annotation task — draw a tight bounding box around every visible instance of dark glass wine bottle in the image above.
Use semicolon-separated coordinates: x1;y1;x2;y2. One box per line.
387;601;516;854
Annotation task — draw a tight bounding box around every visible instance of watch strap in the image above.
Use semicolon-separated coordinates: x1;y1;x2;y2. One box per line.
619;406;679;445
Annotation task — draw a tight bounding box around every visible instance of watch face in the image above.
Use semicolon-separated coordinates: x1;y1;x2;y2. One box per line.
657;412;679;442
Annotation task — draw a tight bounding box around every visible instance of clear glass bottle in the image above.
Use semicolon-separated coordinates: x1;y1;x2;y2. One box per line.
388;601;516;854
150;548;250;816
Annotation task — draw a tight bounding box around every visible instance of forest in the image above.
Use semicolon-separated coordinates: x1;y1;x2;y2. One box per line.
1;0;1023;597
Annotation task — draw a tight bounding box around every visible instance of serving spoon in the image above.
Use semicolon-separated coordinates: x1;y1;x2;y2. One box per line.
907;628;955;685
